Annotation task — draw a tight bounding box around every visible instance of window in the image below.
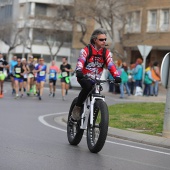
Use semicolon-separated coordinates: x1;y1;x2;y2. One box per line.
33;29;72;45
33;29;46;44
56;6;74;19
125;11;141;33
163;10;169;24
0;4;12;22
160;9;170;31
35;3;47;16
147;10;158;32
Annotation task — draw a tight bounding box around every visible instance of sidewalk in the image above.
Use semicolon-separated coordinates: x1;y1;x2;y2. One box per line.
57;85;170;149
60;115;170;149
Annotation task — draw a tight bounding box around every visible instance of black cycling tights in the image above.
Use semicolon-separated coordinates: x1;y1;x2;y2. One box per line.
76;79;94;107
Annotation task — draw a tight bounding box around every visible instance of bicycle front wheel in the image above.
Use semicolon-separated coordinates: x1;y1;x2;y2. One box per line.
67;97;84;145
87;100;109;153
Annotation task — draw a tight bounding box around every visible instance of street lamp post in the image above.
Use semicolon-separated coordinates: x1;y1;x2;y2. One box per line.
162;53;170;138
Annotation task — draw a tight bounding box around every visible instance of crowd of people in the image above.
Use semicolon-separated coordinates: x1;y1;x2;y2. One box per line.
0;53;72;101
108;58;161;98
0;52;161;102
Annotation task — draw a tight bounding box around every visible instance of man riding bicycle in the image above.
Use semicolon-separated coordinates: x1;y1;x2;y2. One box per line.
72;28;121;120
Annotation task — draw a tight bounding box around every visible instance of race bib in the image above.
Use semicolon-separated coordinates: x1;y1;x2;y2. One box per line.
40;71;45;76
50;73;55;78
62;72;68;77
29;73;34;78
15;68;21;73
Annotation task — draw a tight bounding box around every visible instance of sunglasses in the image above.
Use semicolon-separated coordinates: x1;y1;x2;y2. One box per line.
98;38;107;42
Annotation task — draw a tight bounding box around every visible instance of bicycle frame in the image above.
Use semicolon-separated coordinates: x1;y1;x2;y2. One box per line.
80;83;105;130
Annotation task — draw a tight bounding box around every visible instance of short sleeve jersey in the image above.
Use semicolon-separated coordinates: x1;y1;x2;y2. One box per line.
9;60;17;74
60;64;71;78
0;58;8;73
49;66;59;80
14;64;24;78
28;63;35;73
35;64;47;79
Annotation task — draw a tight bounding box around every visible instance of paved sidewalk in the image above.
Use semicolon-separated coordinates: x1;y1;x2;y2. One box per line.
57;85;170;149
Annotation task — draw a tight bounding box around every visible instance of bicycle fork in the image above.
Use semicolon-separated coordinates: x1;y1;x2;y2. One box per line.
80;96;105;129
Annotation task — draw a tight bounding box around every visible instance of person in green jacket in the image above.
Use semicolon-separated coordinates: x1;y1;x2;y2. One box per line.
119;63;130;98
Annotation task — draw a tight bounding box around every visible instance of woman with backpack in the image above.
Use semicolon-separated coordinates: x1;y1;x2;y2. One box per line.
143;64;155;96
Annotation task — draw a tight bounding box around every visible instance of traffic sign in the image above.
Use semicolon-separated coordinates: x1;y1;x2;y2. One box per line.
137;45;152;82
161;52;170;89
137;45;152;59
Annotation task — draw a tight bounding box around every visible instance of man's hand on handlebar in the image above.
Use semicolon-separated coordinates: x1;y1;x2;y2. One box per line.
76;70;83;79
114;76;121;83
76;70;88;79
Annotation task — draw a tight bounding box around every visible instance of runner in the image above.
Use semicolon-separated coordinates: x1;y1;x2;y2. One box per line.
14;57;26;99
34;58;47;100
0;53;9;98
9;55;17;94
27;56;35;96
48;60;60;97
33;58;38;95
21;58;29;92
60;57;72;101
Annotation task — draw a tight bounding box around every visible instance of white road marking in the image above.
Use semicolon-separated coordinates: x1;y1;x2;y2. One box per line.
38;113;170;156
38;112;67;132
106;140;170;156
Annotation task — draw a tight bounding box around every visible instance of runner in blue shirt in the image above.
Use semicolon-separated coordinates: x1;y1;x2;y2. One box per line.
34;58;47;100
48;60;60;97
9;56;17;94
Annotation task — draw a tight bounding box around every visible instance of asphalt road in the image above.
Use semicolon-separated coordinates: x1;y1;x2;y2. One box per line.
0;82;170;170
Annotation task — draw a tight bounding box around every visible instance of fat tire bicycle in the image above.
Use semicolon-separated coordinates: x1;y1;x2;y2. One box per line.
67;78;115;153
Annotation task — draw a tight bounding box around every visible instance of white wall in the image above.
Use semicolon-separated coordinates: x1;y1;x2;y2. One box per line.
0;41;9;54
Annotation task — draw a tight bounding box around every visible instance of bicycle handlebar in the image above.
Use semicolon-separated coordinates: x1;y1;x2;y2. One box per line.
82;76;117;85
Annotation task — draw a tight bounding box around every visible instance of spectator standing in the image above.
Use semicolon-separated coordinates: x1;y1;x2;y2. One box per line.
119;63;130;98
127;62;136;95
108;72;115;93
143;65;154;96
133;58;143;96
150;61;161;96
115;59;122;94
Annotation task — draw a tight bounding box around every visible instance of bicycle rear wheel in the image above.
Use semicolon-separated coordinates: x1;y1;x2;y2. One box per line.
67;97;84;145
87;100;109;153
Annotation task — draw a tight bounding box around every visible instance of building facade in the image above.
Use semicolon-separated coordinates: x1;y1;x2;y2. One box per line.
0;0;74;64
0;0;169;69
122;0;170;66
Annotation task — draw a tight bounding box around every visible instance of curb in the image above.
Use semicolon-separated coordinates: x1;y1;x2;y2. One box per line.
58;115;170;149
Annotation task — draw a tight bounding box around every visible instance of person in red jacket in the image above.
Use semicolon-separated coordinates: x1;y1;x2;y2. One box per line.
72;28;121;120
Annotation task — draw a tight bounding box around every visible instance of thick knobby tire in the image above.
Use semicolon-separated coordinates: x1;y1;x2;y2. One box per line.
87;100;109;153
67;97;84;145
